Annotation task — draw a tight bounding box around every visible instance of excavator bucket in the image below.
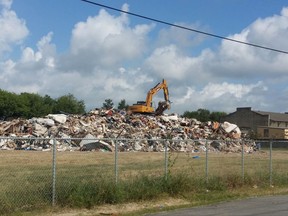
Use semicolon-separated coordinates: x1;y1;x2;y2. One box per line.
154;101;170;115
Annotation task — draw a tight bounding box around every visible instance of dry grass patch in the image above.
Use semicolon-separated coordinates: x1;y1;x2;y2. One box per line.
1;149;288;215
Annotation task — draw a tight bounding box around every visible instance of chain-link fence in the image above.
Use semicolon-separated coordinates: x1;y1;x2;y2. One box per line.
0;137;287;214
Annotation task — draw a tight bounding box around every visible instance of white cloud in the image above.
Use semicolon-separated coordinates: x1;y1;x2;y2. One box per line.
2;3;288;114
157;22;209;48
70;6;153;68
145;45;200;79
209;7;288;79
0;59;15;83
0;32;57;95
121;3;129;13
200;82;266;99
21;47;41;62
0;1;28;56
282;7;288;16
20;32;56;67
172;82;267;113
0;0;12;9
248;8;288;50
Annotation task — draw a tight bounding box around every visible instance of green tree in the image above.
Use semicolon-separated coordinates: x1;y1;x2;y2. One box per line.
210;111;227;122
197;108;210;122
19;92;52;118
0;90;85;118
117;99;129;110
54;93;85;114
42;95;56;114
0;89;19;119
182;108;226;122
182;110;198;119
102;98;114;109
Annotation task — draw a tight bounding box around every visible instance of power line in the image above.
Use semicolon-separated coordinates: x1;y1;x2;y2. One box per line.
81;0;288;55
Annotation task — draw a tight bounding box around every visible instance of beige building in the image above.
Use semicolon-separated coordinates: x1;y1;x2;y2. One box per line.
221;107;288;139
257;126;288;139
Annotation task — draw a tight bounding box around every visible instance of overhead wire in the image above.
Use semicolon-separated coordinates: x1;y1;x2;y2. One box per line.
81;0;288;55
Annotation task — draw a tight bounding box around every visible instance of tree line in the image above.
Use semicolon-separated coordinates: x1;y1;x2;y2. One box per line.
0;89;130;120
1;89;227;122
0;89;85;119
181;108;227;122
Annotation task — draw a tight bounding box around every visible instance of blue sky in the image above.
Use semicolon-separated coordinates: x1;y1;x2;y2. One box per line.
1;0;288;114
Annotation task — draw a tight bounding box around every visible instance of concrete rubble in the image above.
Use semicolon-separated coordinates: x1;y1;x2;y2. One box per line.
0;109;256;152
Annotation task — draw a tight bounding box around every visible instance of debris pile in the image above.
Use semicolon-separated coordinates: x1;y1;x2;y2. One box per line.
0;109;255;152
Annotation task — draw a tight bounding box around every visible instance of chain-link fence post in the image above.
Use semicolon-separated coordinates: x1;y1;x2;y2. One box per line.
241;141;244;181
205;139;208;184
114;139;118;185
269;140;273;186
164;140;168;180
52;138;57;207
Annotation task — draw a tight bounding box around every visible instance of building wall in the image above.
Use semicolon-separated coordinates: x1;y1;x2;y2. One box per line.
221;107;269;133
257;127;288;139
222;107;288;139
270;120;288;128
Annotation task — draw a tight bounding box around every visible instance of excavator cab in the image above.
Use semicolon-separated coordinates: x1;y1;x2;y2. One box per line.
129;79;171;115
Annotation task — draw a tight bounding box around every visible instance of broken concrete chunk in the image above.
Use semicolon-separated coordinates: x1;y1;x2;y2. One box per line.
133;141;142;151
79;134;96;147
221;121;241;134
47;114;67;124
33;123;48;136
80;140;113;152
30;117;55;127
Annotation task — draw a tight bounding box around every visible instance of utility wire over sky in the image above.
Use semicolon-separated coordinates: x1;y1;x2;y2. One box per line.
81;0;288;55
2;0;288;114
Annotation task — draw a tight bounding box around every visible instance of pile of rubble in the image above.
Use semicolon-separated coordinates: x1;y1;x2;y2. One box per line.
0;109;255;152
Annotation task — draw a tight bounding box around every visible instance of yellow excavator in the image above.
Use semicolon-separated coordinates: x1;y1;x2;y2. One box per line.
129;79;171;115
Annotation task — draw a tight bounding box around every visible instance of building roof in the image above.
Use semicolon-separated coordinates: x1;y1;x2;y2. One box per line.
254;111;288;122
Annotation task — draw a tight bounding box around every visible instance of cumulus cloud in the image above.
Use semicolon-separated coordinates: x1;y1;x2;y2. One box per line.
69;6;153;69
1;3;288;113
146;6;288;81
173;82;268;113
145;45;199;80
21;32;56;65
0;0;12;9
157;22;209;48
1;32;57;94
210;7;288;79
143;6;288;113
0;0;28;56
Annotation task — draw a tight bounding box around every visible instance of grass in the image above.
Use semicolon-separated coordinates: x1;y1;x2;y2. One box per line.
0;150;288;215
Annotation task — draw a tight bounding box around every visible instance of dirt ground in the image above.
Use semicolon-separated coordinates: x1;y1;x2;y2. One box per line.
40;198;190;216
